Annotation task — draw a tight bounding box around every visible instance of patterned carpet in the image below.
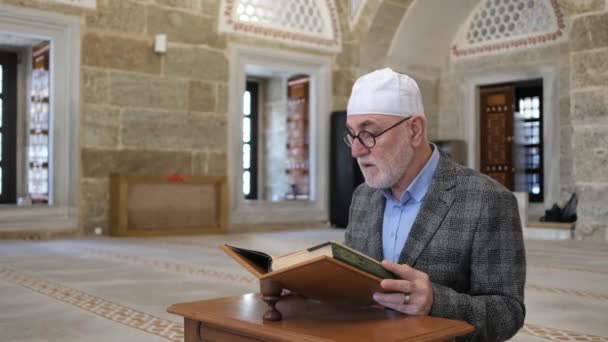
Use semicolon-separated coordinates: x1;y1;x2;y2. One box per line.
1;228;607;341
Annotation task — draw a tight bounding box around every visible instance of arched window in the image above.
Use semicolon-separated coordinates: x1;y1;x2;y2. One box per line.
219;0;341;53
452;0;565;58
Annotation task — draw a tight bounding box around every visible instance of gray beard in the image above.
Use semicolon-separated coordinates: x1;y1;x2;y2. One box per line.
360;144;413;190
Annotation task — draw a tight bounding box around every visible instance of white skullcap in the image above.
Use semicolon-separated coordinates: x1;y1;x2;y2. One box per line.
347;68;425;118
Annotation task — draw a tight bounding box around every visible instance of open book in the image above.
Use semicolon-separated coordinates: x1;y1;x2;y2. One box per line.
222;241;396;305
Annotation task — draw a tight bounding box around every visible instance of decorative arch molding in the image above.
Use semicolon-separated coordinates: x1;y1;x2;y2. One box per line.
219;0;342;53
451;0;565;58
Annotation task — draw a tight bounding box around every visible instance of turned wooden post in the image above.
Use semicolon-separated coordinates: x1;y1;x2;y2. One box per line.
260;279;283;321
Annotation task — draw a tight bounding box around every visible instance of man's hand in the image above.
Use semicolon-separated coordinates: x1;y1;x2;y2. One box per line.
372;260;433;315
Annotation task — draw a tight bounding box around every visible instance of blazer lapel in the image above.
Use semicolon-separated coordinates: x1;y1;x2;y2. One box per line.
398;155;458;266
367;190;385;261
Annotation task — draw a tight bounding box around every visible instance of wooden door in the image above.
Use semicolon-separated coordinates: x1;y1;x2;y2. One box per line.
285;76;309;200
0;51;18;203
480;86;514;190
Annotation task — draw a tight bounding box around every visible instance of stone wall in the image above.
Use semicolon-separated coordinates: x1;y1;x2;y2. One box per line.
0;0;368;233
437;0;608;241
355;0;437;138
438;42;567;218
439;42;568;206
566;0;608;240
8;0;604;240
81;0;229;233
333;0;417;111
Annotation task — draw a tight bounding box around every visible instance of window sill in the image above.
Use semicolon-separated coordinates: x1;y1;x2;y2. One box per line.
0;205;78;232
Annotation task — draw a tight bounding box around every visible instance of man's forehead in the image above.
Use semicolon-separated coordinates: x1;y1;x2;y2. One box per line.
346;114;395;127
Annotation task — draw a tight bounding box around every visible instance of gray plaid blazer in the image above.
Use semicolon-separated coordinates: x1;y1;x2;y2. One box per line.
345;154;526;342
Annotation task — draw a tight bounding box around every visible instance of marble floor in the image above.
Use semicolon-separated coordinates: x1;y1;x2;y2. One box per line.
1;228;607;341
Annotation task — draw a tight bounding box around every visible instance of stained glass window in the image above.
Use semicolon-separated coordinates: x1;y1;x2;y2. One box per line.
28;44;51;203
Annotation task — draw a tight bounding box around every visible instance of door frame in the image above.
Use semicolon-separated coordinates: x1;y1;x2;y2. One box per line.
463;66;559;211
228;44;331;229
0;3;80;231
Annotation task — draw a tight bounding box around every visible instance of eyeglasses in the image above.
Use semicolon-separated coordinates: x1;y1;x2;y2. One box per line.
343;116;412;149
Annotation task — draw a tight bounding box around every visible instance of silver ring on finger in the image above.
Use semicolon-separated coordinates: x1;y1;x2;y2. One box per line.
403;294;411;305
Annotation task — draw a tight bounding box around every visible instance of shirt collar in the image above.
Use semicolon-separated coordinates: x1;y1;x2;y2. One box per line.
383;144;440;205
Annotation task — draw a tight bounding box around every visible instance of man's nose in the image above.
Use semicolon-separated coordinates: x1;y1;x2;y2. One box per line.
350;138;369;158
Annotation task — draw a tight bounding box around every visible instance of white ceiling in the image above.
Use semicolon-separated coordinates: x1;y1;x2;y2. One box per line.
387;0;480;73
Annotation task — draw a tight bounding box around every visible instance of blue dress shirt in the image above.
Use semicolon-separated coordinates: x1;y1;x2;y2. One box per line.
382;145;440;262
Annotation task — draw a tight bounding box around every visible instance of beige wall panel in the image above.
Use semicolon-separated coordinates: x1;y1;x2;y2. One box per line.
572;127;608;184
81;148;193;178
109;72;189;110
216;84;228;114
556;0;605;17
85;0;145;34
570;13;608;52
571;89;608;124
188;81;216;113
120;110;226;150
82;67;109;105
82;33;161;74
82;104;120;149
147;5;225;48
206;151;227;176
559;96;571;127
571;48;608;89
80;177;110;234
164;47;228;81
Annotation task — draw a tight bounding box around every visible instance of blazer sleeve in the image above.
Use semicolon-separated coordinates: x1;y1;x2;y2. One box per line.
429;188;526;342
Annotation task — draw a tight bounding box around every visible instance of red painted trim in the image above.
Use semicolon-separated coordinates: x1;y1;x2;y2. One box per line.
164;174;186;183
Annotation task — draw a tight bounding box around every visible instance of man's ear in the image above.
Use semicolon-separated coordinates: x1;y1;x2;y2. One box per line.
409;116;426;146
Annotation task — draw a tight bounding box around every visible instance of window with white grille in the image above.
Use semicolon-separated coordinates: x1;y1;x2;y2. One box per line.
452;0;565;57
236;0;325;34
220;0;341;52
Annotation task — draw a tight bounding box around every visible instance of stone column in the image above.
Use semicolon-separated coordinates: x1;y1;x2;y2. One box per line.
568;2;608;241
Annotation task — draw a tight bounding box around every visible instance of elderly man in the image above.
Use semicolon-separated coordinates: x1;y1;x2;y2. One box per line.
343;68;526;341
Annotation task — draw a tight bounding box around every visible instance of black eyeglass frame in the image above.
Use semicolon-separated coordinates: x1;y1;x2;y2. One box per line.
343;116;413;149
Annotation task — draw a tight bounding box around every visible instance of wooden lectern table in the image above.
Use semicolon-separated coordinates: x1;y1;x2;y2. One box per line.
168;293;474;342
